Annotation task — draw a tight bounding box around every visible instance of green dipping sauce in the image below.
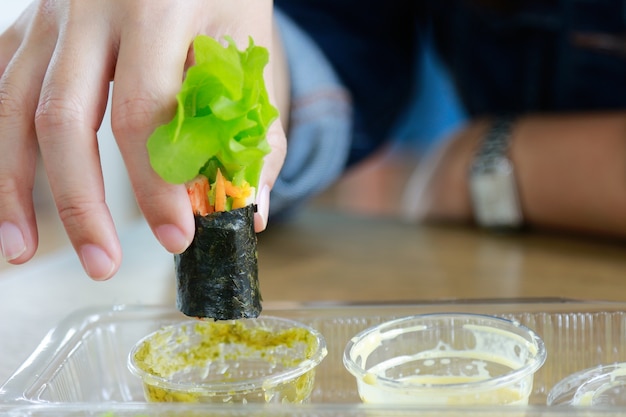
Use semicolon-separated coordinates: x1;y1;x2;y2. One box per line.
130;318;324;403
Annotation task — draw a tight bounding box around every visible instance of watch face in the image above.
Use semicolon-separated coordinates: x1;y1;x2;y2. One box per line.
470;158;523;228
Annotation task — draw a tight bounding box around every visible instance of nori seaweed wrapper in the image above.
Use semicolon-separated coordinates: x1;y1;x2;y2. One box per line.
175;204;262;320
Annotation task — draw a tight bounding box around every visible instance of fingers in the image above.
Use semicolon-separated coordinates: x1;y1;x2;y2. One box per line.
34;5;120;280
0;6;58;264
0;27;21;77
0;1;37;76
111;5;197;253
2;0;286;277
255;122;287;233
254;20;289;233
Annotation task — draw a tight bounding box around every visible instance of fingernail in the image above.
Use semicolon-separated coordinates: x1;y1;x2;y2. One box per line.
255;185;270;231
0;222;27;261
155;224;190;254
80;244;115;280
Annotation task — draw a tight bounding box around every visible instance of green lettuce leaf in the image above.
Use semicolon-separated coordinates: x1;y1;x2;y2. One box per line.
147;35;278;192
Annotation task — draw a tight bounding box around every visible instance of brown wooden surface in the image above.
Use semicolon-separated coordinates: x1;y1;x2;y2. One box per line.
255;208;626;303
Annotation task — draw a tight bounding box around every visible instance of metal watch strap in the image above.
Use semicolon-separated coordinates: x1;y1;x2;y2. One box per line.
472;117;515;170
469;116;523;230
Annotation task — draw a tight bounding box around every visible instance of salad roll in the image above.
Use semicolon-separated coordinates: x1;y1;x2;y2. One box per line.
175;204;261;320
146;35;278;320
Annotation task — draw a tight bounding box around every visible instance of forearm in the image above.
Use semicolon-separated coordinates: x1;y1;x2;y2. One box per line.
514;112;626;237
409;112;626;239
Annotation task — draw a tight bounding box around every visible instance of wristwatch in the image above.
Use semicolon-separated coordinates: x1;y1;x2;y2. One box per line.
469;117;523;230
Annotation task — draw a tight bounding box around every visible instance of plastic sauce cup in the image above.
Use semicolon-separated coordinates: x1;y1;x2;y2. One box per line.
128;316;327;404
343;313;546;405
547;363;626;406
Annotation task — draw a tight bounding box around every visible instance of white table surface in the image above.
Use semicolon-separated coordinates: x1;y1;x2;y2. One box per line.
0;218;175;386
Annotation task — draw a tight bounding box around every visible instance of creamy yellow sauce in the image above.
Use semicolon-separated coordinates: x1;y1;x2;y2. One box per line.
404;376;525;405
349;320;539;406
359;375;527;405
446;387;525;405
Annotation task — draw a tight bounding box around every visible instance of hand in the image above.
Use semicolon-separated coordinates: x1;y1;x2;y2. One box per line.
0;0;287;280
402;120;487;224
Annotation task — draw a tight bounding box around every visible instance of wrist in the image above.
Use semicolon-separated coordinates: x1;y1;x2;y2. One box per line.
405;120;490;223
469;116;524;230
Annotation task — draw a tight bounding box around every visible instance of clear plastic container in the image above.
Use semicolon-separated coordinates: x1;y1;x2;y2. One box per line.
127;316;327;404
547;363;626;406
6;300;626;415
343;313;547;405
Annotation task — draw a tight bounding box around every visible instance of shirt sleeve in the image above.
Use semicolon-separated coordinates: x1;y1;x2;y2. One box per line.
269;9;354;220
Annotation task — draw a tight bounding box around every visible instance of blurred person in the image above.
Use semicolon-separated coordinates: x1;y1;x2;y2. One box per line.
276;0;626;239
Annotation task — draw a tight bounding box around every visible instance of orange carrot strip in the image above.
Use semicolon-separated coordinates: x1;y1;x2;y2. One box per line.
224;179;243;198
186;175;212;215
231;184;252;209
215;168;226;212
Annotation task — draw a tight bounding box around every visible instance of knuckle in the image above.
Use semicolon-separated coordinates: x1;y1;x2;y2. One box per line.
134;184;172;213
0;177;26;213
0;83;28;120
56;197;101;229
111;94;162;139
34;93;85;134
0;176;20;198
133;185;155;203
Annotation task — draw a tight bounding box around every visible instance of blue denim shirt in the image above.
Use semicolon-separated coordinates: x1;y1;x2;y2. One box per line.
427;0;626;115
